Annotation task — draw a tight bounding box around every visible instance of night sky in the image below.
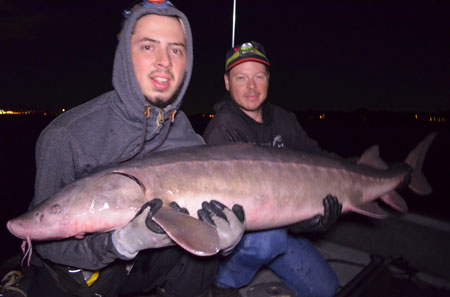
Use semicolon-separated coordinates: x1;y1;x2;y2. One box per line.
1;0;449;114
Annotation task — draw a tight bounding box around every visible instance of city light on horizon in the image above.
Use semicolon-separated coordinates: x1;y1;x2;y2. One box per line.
0;109;32;115
0;108;66;116
0;108;447;125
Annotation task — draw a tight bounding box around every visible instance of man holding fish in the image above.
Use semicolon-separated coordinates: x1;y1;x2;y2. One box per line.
203;41;341;297
15;1;245;296
7;2;434;297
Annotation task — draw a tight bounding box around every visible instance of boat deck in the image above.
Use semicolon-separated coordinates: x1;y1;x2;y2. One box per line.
2;212;449;297
150;210;450;297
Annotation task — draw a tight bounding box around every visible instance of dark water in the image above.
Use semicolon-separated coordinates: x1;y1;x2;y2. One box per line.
1;113;448;262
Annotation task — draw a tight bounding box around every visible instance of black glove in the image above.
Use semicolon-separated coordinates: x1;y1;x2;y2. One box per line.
112;199;188;259
198;200;246;256
289;194;342;234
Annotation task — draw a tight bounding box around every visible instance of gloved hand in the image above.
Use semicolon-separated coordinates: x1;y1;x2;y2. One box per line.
289;194;342;234
112;199;187;259
198;200;245;256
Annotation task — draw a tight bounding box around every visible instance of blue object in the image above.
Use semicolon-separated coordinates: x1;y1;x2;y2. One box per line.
215;229;339;297
122;0;174;19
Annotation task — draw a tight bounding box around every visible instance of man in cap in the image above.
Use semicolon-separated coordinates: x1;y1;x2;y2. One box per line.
14;1;245;296
203;41;340;297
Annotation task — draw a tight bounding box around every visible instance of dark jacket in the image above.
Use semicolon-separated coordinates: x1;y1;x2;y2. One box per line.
31;4;203;270
203;97;323;155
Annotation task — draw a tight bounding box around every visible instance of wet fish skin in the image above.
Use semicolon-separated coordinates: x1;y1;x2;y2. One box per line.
7;132;436;254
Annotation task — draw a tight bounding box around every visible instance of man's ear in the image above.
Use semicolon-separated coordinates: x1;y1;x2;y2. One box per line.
224;73;230;91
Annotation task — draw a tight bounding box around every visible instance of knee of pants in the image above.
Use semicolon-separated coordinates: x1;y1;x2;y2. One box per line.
287;237;339;297
312;275;339;297
243;229;288;262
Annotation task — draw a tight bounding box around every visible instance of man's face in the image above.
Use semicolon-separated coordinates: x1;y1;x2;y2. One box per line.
225;61;269;117
131;14;187;108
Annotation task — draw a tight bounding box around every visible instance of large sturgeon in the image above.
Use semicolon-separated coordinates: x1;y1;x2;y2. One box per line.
7;132;436;257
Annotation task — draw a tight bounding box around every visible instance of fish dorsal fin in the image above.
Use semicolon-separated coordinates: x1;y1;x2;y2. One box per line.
152;208;220;256
357;145;388;170
349;201;389;219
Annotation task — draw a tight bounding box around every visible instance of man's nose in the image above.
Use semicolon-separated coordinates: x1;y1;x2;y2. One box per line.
155;49;171;68
247;78;256;89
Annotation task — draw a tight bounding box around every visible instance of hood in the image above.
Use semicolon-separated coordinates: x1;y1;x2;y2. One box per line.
111;2;193;126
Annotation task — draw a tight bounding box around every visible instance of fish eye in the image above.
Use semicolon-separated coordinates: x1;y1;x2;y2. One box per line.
50;204;61;214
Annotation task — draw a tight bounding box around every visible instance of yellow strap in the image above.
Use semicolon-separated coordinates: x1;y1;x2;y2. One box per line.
86;270;99;287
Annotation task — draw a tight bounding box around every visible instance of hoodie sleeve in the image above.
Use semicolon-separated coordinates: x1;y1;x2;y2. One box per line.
32;127;124;269
34;233;127;270
203;112;246;145
32;127;77;208
203;124;233;145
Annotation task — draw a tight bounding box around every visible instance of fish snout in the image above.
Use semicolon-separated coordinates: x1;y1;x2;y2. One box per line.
6;209;47;240
7;219;25;240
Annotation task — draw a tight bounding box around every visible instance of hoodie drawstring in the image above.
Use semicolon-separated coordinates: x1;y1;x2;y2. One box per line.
157;109;165;126
144;105;151;119
118;105;173;163
170;110;177;123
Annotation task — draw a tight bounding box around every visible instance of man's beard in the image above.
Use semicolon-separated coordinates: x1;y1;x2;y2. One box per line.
145;76;185;109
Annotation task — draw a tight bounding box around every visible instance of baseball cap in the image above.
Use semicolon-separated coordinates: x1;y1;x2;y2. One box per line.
225;41;270;72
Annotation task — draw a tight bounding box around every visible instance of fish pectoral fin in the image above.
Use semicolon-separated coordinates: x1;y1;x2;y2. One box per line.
349;202;388;219
152;208;220;256
380;191;408;212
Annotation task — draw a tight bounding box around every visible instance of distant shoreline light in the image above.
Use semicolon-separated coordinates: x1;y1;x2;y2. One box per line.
0;109;32;115
0;109;446;124
0;109;66;116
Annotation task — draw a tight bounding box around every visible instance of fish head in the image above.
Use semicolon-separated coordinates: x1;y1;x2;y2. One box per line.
7;171;146;241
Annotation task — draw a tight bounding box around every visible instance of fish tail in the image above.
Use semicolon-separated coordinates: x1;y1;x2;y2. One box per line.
405;131;437;196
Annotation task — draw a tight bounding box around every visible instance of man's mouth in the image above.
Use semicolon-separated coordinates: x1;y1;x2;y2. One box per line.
245;92;259;99
154;77;168;83
151;76;171;90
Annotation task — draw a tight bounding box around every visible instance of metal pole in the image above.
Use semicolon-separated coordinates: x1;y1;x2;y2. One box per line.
232;0;236;47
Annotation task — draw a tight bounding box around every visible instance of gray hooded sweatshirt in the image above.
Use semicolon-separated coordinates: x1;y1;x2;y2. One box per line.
30;3;204;270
